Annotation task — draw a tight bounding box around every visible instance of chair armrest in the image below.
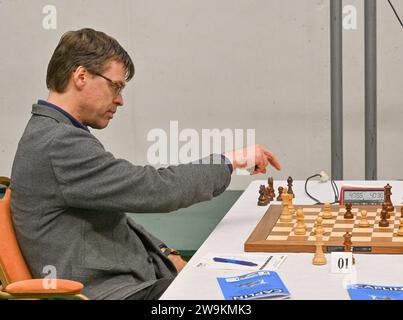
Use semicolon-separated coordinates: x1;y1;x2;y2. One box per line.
6;279;83;295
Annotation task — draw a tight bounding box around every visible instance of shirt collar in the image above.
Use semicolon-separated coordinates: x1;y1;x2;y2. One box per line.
37;100;90;132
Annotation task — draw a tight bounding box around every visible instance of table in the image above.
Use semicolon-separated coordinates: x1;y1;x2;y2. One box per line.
160;180;403;300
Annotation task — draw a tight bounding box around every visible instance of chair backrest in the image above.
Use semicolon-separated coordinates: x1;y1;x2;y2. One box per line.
0;178;32;287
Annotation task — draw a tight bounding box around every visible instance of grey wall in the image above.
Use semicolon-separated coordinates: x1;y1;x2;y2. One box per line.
0;0;402;190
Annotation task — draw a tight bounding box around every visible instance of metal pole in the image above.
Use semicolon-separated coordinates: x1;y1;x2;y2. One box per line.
365;0;377;180
330;0;343;180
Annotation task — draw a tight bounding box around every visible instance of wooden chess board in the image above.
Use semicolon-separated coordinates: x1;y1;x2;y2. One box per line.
244;205;403;254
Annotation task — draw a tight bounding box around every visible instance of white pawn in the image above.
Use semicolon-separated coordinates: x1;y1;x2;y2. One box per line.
294;208;307;235
280;193;293;222
281;187;287;206
359;210;370;228
397;218;403;236
314;216;324;235
322;202;333;219
281;187;289;206
312;227;327;265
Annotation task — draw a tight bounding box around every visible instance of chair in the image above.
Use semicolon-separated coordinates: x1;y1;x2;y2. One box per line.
0;176;88;300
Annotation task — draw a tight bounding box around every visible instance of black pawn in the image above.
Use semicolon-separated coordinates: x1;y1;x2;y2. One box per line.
258;185;270;206
344;203;354;219
287;176;295;198
277;186;284;201
267;177;275;200
343;232;352;252
379;203;389;227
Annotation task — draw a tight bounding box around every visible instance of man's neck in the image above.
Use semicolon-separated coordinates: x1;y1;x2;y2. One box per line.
47;92;84;124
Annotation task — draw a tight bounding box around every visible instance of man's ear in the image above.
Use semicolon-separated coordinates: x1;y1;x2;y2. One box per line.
72;66;88;90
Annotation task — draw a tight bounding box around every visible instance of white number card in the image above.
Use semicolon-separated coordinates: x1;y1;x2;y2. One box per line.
331;252;353;273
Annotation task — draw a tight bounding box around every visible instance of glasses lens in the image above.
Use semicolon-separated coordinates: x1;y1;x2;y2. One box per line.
115;85;123;96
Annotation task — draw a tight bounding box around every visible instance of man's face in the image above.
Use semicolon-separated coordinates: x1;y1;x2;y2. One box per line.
80;60;126;129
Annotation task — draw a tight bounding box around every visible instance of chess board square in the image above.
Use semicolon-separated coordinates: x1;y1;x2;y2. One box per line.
303;208;322;213
308;236;329;241
352;232;372;237
334;223;355;229
351;236;371;242
372;237;393;242
373;228;393;233
372;232;393;238
322;220;337;225
288;236;309;241
335;215;353;221
289;231;303;236
266;235;288;241
332;229;354;234
276;223;295;229
328;232;346;237
272;227;293;232
353;221;375;227
351;228;373;233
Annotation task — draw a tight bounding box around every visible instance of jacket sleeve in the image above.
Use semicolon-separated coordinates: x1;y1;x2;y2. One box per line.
49;126;232;213
126;216;167;248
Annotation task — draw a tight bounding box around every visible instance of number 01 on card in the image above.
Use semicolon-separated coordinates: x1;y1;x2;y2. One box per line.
331;252;354;274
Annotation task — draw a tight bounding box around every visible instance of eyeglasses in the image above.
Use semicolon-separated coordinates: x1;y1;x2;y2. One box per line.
93;72;125;97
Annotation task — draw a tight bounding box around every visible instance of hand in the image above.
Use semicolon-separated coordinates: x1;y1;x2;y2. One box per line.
167;254;187;273
224;144;281;175
160;247;188;273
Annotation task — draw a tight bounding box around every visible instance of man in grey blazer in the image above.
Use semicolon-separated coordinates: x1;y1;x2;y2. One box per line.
10;28;281;300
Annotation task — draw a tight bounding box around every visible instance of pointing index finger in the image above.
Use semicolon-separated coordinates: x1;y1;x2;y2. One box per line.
262;147;282;171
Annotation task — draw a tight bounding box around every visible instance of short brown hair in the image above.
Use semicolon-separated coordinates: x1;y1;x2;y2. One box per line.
46;28;135;93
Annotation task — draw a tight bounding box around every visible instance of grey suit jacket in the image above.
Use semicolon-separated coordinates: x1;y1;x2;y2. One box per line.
10;104;232;299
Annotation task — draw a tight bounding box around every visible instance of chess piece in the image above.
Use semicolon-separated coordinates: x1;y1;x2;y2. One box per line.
267;177;275;201
382;202;390;219
287;176;295;198
401;207;403;218
384;184;394;212
343;233;356;264
314;216;324;235
343;232;353;252
312;228;327;265
379;203;390;227
277;186;284;201
344;203;354;219
257;185;270;206
397;218;403;237
287;195;296;217
358;210;370;228
294;208;307;235
281;188;290;206
280;194;293;222
265;186;274;201
322;202;333;219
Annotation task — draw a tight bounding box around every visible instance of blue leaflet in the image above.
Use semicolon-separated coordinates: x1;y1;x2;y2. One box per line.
348;284;403;300
217;271;290;300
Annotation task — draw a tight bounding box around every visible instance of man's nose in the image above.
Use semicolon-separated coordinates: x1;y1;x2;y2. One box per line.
113;95;124;106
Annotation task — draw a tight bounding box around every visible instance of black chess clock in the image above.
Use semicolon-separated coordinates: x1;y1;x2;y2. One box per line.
340;185;385;205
